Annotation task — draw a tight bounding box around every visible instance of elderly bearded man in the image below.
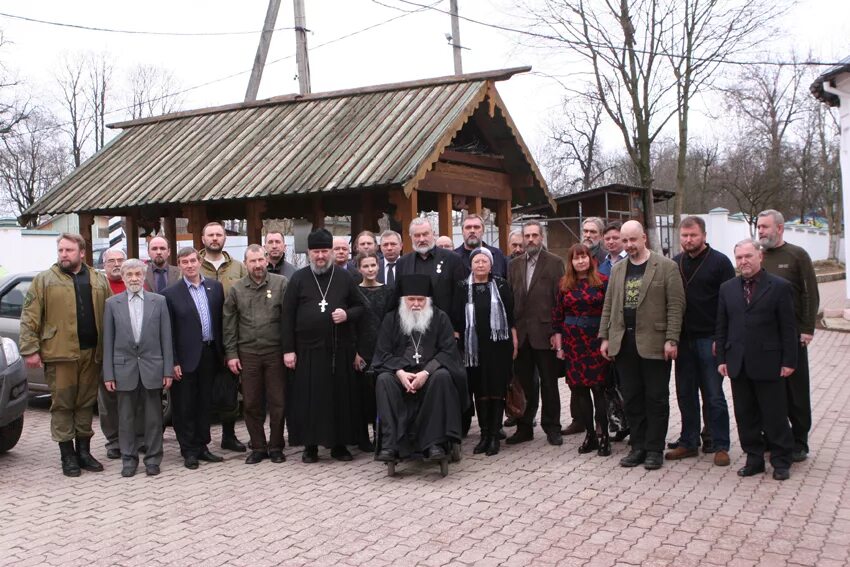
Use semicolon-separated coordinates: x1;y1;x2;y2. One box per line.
282;228;365;463
372;274;468;463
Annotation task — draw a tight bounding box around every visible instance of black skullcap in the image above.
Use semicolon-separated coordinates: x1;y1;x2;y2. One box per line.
307;228;333;250
397;274;432;297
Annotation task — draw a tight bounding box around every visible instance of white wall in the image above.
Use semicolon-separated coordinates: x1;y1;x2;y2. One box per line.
0;228;63;274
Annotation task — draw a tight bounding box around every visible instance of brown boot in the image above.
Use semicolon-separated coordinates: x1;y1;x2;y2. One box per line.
713;450;731;466
560;421;586;436
664;446;698;460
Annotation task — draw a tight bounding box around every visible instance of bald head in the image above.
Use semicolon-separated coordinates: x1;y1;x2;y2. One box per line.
620;220;647;260
147;236;171;268
436;235;454;250
332;236;351;267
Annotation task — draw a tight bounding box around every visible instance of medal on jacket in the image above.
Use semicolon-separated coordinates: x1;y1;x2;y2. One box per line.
266;290;272;299
436;260;443;275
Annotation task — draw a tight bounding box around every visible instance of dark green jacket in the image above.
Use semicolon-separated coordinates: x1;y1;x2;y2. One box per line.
223;273;288;358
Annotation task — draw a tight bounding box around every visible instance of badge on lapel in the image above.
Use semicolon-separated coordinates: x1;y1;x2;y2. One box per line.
436;260;444;275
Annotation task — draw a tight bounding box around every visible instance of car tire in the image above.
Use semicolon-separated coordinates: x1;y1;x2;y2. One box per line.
161;389;173;427
0;415;24;453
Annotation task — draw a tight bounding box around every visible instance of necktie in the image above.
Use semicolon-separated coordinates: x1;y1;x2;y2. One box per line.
155;269;167;293
386;262;396;287
743;278;754;304
526;256;537;291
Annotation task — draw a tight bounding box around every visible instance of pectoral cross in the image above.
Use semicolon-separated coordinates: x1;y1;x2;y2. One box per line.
319;299;328;313
412;351;422;364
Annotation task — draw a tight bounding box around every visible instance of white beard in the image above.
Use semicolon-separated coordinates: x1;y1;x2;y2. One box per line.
398;298;434;335
413;242;435;255
310;261;330;275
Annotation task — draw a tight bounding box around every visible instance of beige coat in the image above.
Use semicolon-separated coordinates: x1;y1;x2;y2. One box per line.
599;251;685;360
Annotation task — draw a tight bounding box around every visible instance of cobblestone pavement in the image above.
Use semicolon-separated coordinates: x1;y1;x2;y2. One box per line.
2;331;849;567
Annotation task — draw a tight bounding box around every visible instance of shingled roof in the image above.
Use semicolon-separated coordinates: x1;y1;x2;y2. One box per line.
25;66;548;218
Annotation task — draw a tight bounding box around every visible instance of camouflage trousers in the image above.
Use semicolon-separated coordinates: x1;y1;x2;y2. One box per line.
45;349;100;443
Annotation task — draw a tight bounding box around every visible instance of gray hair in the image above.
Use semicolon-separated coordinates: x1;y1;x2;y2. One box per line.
408;217;434;236
244;244;267;260
379;230;402;243
583;217;605;233
103;247;127;261
176;247;198;261
757;209;785;226
522;220;546;237
120;258;147;275
733;239;762;253
509;229;523;240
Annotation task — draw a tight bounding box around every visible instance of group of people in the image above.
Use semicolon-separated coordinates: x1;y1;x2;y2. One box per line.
18;208;818;482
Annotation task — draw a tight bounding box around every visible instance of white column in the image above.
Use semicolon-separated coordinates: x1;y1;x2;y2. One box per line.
824;78;850;305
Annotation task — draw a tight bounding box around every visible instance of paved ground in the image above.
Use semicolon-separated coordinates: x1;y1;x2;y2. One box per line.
2;332;849;566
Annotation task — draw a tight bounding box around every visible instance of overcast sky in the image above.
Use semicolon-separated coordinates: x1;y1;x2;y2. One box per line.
1;0;849;156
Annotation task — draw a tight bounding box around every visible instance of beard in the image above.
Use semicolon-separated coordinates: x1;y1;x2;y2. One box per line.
310;261;330;275
204;242;223;253
464;235;481;248
759;235;778;250
525;242;541;256
126;281;144;293
152;256;167;267
398;298;434;336
413;241;435;255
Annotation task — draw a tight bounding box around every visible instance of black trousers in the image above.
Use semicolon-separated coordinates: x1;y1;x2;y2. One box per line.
514;340;561;434
731;366;793;470
786;344;811;453
171;344;216;458
615;332;671;453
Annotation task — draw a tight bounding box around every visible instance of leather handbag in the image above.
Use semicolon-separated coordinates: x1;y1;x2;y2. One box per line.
505;375;526;418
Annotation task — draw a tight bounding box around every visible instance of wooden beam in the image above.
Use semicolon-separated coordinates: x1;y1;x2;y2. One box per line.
361;192;379;232
125;214;139;260
436;192;453;240
388;188;418;253
184;204;208;251
495;199;512;254
163;215;178;265
468;195;482;215
311;196;325;229
418;162;512;201
439;149;504;171
246;200;267;245
78;213;94;267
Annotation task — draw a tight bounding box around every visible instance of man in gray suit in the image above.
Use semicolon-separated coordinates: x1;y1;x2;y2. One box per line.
103;259;174;477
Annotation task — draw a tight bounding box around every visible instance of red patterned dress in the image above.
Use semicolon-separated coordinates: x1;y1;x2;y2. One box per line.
552;277;609;387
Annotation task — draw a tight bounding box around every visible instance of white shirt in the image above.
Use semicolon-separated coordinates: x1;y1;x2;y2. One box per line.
127;289;145;343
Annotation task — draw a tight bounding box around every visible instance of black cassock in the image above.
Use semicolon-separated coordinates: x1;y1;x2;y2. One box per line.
282;266;364;447
371;309;469;457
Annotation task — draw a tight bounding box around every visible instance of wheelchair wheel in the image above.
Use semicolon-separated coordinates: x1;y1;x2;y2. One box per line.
450;442;462;463
439;458;449;477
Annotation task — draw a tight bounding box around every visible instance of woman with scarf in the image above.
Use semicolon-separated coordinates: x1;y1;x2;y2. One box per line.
451;247;517;456
552;243;611;456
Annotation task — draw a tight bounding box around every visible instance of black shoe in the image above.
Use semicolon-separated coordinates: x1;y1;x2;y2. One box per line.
375;449;397;462
792;449;808;462
358;440;375;453
485;436;500;457
620;449;647;467
198;449;224;463
106;448;121;460
331;446;353;461
302;446;319;463
546;431;563;446
644;452;663;470
473;435;489;454
666;440;680;450
59;441;81;477
145;464;161;476
737;463;766;477
269;451;286;463
184;456;199;470
121;461;138;478
496;428;506;440
221;436;247;453
701;439;716;454
504;416;517;427
597;435;611;457
613;429;630;442
561;421;585;436
505;429;533;445
75;437;104;472
578;432;599;454
425;445;446;461
245;451;267;464
773;468;790;481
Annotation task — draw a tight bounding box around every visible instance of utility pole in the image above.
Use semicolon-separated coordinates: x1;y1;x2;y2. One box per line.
293;0;311;94
450;0;462;75
245;0;282;102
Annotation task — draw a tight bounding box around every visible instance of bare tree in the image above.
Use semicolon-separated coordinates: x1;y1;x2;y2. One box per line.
541;92;610;194
0;32;29;135
56;54;91;167
126;64;183;120
0;111;68;224
87;53;114;152
716;144;777;235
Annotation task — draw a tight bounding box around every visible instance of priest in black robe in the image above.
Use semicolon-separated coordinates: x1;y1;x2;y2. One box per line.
282;228;365;463
372;274;468;462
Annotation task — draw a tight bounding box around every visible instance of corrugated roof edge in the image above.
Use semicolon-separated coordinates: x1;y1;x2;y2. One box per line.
108;66;532;129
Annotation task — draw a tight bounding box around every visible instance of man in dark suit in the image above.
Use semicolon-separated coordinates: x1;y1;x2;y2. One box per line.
162;247;227;470
506;220;566;446
144;236;182;293
395;218;468;315
377;230;402;286
103;259;173;477
716;239;797;481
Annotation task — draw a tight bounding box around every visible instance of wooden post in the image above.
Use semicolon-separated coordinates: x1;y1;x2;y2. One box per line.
468;195;482;215
350;211;364;243
311;196;325;229
186;204;208;251
246;200;267;245
163;215;178;265
78;212;94;267
437;192;453;240
496;199;512;254
124;214;139;260
362;192;379;232
389;188;418;253
245;0;282;102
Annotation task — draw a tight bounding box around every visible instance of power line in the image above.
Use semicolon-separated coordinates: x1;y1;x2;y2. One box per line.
0;10;296;36
388;0;848;68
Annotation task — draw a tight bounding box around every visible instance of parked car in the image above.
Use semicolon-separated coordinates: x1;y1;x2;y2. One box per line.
0;272;173;424
0;336;27;452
